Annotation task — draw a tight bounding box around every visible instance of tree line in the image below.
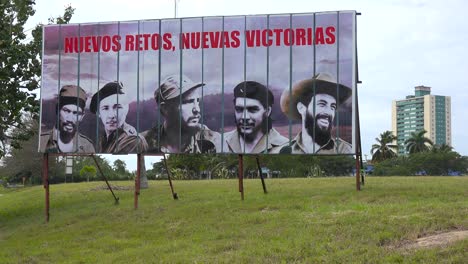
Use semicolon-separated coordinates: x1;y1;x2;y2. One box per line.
370;130;468;176
150;154;355;180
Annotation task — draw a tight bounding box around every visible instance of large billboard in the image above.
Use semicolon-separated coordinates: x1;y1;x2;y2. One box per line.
39;11;357;155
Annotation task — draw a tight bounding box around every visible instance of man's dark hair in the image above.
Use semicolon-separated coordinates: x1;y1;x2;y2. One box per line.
233;81;274;109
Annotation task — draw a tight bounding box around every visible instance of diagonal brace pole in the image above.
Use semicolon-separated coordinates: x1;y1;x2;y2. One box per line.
92;155;119;204
163;154;178;200
255;155;267;194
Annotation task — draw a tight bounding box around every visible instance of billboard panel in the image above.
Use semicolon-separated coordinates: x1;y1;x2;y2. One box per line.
39;11;357;155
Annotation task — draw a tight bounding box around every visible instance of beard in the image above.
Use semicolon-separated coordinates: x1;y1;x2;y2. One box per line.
180;116;202;136
305;112;332;147
59;121;77;143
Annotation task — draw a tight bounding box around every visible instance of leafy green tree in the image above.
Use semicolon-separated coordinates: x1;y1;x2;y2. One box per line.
67;155;115;182
146;160;165;179
0;1;74;158
373;147;467;176
205;155;237;179
85;155;115;180
79;165;97;182
405;130;433;154
0;115;42;184
372;156;414;176
113;159;131;179
371;131;398;162
113;159;127;173
410;150;467;175
166;154;204;179
170;168;189;180
318;155;355;176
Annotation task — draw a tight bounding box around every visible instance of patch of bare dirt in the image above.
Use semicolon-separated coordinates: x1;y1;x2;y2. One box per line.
90;185;133;191
260;206;279;213
397;230;468;250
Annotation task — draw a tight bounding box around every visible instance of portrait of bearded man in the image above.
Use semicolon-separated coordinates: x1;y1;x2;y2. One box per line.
278;73;352;154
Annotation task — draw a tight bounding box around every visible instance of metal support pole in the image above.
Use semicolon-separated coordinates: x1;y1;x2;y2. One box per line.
91;155;119;204
355;155;361;191
356;89;365;187
255;155;267;194
163;154;178;200
355;102;362;191
135;154;141;209
238;154;244;200
355;14;364;189
42;153;49;222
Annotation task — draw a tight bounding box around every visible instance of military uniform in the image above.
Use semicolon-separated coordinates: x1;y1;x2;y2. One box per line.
39;127;95;153
225;128;288;154
278;132;353;154
141;125;223;154
100;122;148;153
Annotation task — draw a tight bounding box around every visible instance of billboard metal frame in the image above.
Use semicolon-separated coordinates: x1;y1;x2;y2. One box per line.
40;11;363;222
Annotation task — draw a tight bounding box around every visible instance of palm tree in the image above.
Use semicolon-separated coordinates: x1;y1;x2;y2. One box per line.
431;143;453;153
371;131;398;162
405;130;433;154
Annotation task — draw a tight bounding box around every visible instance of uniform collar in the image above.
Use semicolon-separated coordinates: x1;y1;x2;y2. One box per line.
226;128;287;153
225;130;241;152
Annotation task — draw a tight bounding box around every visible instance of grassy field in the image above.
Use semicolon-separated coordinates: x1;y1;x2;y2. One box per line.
0;177;467;263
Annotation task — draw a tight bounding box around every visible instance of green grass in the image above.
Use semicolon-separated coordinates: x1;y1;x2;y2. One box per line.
1;177;467;263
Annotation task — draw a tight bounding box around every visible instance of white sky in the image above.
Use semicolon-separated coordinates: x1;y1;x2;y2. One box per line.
27;0;468;171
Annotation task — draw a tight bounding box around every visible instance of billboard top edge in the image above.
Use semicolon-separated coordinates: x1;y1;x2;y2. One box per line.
43;10;357;28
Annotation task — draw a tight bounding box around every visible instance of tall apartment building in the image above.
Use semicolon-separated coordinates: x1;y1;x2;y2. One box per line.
392;86;451;154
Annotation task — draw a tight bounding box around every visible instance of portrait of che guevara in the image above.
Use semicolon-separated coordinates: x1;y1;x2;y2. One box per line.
225;80;288;154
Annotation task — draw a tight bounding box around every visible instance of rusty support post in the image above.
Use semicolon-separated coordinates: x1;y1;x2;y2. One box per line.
42;153;49;222
135;154;141;209
256;155;267;194
163;154;178;200
91;155;119;204
238;154;244;200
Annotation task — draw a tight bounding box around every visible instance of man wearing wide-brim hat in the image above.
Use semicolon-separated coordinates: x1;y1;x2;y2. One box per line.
141;74;224;153
40;85;95;153
277;73;353;154
90;81;148;153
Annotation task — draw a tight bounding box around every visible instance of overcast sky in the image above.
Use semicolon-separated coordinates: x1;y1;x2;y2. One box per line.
28;0;468;170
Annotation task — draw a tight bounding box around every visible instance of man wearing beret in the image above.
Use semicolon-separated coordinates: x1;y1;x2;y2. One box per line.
278;73;353;154
40;85;95;153
225;81;288;153
142;74;223;153
90;81;148;153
